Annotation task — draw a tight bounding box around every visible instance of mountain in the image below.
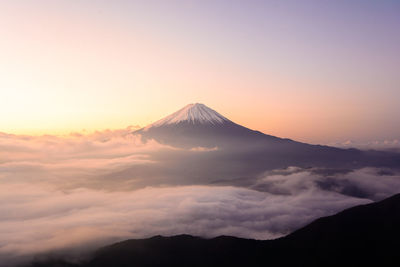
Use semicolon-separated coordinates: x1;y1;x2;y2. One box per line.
144;103;230;126
133;103;400;170
133;103;285;148
277;192;400;266
31;193;400;267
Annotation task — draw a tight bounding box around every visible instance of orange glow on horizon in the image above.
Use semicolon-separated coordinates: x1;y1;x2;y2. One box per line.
1;1;399;144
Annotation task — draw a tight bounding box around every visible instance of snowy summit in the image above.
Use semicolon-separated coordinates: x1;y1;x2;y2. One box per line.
145;103;229;129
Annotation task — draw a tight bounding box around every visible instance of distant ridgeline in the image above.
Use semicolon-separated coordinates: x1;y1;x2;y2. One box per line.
133;103;400;170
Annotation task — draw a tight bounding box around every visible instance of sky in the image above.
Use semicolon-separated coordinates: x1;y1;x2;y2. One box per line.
0;0;399;143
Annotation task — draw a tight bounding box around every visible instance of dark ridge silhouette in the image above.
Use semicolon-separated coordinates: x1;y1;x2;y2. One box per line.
28;193;400;267
274;192;400;266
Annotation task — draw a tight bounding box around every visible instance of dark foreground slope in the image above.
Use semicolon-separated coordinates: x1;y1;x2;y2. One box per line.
30;193;400;267
277;192;400;266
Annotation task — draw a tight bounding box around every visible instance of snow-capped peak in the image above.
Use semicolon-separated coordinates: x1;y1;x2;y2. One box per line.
145;103;229;129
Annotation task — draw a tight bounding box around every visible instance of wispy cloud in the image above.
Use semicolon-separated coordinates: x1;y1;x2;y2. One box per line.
328;139;400;151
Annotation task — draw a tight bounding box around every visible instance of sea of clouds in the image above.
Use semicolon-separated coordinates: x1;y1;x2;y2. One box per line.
1;129;400;266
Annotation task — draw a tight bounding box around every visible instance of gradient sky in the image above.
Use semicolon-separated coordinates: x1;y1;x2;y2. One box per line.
1;0;399;143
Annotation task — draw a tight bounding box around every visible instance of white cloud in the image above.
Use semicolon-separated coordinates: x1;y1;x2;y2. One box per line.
1;130;400;266
0;183;370;266
328;139;400;151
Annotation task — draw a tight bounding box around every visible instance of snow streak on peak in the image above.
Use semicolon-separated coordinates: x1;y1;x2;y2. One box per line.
145;103;230;129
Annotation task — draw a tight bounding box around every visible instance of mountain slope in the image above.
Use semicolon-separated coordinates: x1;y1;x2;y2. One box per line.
133;103;400;170
145;103;230;127
134;103;285;148
278;192;400;266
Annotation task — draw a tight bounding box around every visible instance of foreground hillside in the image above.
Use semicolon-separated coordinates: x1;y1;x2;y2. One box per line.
30;193;400;267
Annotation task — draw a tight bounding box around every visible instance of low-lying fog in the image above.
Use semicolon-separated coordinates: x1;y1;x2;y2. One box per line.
1;129;400;266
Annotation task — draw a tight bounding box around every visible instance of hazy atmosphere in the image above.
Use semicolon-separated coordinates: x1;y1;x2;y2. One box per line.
1;0;400;143
1;1;399;267
1;114;400;265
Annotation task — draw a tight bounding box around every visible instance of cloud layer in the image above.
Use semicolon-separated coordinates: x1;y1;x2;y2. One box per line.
1;130;400;266
0;184;370;265
328;139;400;151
